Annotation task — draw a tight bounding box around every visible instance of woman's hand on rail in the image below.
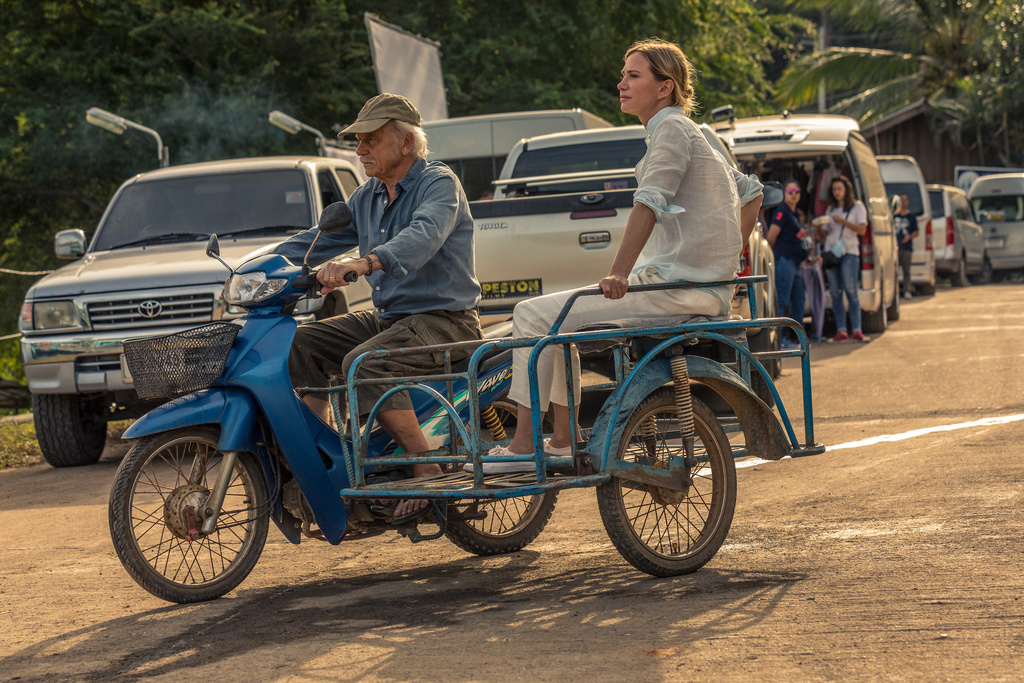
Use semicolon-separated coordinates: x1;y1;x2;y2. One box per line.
600;273;629;299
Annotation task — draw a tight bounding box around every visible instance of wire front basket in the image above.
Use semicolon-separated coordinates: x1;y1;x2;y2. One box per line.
123;322;239;400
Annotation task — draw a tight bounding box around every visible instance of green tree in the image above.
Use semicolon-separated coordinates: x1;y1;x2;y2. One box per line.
774;0;1024;165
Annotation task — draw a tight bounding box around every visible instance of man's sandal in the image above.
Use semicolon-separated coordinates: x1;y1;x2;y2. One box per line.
369;499;431;525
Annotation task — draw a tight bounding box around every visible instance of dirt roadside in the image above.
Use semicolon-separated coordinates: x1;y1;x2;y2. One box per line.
1;285;1023;682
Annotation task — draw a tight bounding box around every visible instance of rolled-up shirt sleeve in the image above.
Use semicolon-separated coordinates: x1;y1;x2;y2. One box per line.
733;169;764;206
373;175;460;279
633;123;692;223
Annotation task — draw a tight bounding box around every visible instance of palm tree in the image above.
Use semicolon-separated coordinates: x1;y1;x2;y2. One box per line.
774;0;994;126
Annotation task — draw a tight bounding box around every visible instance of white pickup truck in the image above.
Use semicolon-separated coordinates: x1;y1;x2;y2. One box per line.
19;156;369;467
474;124;781;378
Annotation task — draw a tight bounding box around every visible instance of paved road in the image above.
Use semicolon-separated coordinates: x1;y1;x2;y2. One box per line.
2;284;1023;681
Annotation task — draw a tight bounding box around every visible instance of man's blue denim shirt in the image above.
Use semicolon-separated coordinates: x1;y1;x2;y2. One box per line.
273;157;480;318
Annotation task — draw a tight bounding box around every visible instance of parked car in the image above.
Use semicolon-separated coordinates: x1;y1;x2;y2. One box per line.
19;156;369;467
483;123;780;377
716;113;901;334
878;155;936;294
927;184;990;286
967;173;1024;280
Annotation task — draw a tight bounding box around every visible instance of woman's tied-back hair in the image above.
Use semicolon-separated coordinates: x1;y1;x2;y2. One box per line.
830;175;856;211
624;38;697;116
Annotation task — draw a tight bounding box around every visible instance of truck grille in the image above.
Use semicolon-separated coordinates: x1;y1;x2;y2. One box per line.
87;294;215;330
76;354;121;373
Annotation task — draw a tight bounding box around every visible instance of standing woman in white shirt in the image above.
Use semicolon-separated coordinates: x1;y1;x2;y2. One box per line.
817;175;869;342
475;38;742;472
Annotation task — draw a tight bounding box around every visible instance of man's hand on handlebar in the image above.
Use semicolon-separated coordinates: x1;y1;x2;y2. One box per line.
317;259;364;294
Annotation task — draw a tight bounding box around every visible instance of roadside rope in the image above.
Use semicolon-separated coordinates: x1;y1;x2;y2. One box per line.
0;267;53;275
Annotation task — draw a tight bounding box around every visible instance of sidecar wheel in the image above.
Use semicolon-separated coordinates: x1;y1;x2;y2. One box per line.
108;426;269;603
596;389;736;576
445;399;557;555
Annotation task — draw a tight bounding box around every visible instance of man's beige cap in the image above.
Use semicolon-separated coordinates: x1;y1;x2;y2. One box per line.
338;93;421;136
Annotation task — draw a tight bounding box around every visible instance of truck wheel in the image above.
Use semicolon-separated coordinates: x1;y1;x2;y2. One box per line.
32;394;106;467
861;283;889;334
109;426;269;603
596;389;736;576
968;258;993;285
950;255;968;287
886;280;901;322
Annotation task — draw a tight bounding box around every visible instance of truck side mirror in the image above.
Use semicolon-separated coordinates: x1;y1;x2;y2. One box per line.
890;194;901;215
54;229;86;260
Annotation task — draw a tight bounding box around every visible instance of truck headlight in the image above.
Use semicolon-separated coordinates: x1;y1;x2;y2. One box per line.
223;271;287;305
30;301;81;330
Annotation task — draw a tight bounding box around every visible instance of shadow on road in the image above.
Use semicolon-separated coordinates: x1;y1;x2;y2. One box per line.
2;554;807;680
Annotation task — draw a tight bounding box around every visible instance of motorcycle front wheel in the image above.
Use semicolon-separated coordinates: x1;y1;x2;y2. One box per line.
108;426;269;604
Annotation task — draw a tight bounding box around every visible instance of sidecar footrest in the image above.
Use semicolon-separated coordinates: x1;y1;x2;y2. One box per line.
339;471;608;499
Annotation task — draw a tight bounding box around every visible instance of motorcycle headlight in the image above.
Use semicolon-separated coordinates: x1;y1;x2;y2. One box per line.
223;271;287;305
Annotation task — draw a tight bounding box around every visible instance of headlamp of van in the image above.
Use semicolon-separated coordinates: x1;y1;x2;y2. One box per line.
30;300;81;331
223;271;287;305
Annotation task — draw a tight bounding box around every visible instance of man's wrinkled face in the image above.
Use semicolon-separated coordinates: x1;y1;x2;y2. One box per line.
355;123;406;181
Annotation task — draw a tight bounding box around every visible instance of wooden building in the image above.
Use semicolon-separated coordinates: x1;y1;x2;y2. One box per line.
860;99;983;186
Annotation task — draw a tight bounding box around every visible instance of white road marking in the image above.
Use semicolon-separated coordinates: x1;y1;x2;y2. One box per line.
882;325;1024;336
736;413;1024;468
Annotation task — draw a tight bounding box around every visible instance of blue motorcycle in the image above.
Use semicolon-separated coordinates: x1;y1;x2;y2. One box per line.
109;195;823;604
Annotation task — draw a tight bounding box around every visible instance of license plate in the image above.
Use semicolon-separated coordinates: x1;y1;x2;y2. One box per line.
120;355;133;383
986;236;1006;249
481;279;542;300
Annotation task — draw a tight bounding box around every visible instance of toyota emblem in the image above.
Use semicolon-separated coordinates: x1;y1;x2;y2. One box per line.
138;300;162;318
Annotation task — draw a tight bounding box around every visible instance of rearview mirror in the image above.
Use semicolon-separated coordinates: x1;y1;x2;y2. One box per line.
54;229;86;260
206;234;220;258
891;194;901;215
205;233;232;273
318;201;353;234
760;181;784;209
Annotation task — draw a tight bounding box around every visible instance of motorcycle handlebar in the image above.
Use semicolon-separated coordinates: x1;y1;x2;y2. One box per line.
291;269;359;291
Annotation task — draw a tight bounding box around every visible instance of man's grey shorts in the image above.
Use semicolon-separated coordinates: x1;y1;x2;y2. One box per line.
289;308;481;415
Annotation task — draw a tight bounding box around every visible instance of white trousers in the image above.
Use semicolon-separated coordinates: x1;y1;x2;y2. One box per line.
508;273;727;411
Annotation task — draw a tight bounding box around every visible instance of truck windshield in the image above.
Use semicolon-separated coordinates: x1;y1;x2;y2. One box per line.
883;182;925;216
972;195;1024;222
93;169;314;251
512;139;647;178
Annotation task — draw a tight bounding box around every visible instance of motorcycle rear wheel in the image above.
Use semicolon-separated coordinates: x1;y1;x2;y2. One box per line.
108;426;269;603
445;399;558;555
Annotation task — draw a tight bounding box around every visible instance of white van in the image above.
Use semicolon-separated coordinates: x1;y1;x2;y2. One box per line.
877;155;935;294
967;173;1024;279
423;109;611;201
718;113;901;334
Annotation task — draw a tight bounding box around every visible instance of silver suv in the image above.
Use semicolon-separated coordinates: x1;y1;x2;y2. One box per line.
19;156;367;467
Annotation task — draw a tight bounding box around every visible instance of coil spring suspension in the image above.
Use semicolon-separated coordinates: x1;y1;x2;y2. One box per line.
670;355;696;461
481;404;507;441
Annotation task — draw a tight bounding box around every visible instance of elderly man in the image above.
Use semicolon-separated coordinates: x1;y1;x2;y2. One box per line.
273;93;481;523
